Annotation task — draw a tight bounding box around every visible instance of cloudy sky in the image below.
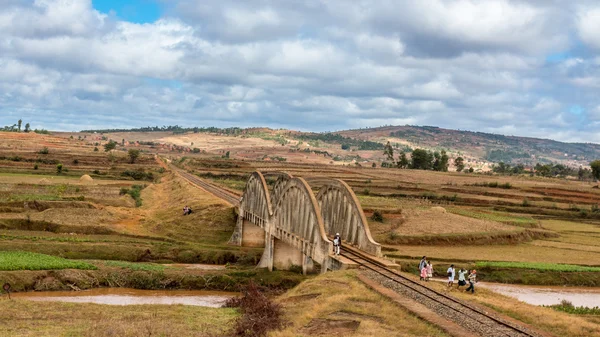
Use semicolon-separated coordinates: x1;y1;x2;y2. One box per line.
1;0;600;142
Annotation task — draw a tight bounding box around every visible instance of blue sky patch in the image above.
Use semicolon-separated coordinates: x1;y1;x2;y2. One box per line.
92;0;162;23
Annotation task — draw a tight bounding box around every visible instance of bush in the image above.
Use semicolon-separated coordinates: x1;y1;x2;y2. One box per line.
72;159;79;165
56;163;63;174
121;170;154;181
92;169;100;175
33;164;38;170
225;281;286;337
38;147;49;155
522;199;530;207
371;210;384;222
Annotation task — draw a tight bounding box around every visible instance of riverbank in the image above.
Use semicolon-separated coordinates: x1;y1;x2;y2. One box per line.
391;257;600;287
0;263;307;293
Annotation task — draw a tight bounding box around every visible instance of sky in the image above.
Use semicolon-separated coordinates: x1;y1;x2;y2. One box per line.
1;1;600;143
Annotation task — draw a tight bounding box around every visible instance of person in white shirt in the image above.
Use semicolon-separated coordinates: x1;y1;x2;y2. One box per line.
447;264;456;288
457;268;468;289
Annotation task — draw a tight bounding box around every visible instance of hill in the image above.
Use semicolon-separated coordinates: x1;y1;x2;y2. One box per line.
337;125;600;166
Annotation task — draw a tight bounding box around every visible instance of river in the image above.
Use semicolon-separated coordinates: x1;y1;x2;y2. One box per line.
11;288;237;307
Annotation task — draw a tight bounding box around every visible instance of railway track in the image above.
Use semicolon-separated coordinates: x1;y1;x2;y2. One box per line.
163;158;542;336
341;249;542;337
171;166;241;206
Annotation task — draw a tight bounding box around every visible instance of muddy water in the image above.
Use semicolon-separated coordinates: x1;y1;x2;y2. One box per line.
12;288;237;307
478;283;600;307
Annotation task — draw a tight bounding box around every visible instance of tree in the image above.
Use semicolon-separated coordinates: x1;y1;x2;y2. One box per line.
410;149;433;170
469;167;474;173
128;149;140;164
397;151;409;168
122;138;125;146
454;157;465;172
17;119;22;132
383;141;394;162
591;160;600;180
104;140;117;152
56;163;63;174
24;123;30;132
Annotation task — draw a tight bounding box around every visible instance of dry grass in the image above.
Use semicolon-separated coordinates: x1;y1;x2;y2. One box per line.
140;173;236;243
390;207;517;235
273;270;448;337
540;220;600;233
389;243;600;265
0;299;236;336
452;287;600;337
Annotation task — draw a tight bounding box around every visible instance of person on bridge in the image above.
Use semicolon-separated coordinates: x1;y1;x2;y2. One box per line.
333;233;341;255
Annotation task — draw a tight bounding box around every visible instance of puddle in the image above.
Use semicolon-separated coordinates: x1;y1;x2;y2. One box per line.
11;288;237;307
164;263;226;270
477;283;600;307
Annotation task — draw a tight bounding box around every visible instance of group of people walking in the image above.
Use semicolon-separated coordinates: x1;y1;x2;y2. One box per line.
418;256;478;293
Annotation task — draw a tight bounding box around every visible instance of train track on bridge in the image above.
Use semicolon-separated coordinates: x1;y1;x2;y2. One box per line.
341;249;542;337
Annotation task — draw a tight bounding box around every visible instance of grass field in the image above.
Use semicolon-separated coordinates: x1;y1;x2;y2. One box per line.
0;251;97;271
0;300;236;337
273;270;447;337
417;275;600;337
474;261;600;272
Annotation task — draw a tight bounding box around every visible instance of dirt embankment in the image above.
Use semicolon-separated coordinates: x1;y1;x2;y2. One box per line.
381;229;558;246
0;267;306;293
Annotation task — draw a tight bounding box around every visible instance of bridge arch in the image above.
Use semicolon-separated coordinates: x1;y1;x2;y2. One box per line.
316;179;381;257
240;172;272;228
270;177;332;263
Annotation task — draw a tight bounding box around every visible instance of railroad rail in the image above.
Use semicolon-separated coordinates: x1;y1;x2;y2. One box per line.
170;165;241;206
341;249;542;337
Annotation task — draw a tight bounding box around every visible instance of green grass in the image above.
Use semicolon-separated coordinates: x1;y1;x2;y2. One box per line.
545;300;600;315
475;261;600;272
103;260;166;272
0;251;97;271
448;208;538;227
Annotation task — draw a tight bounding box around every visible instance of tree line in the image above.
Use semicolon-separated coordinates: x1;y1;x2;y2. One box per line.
81;125;245;135
381;142;458;172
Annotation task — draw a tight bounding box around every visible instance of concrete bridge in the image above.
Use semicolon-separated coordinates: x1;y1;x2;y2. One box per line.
229;171;388;274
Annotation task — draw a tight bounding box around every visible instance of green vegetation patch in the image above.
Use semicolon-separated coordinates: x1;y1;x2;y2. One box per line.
104;260;166;272
0;251;97;271
476;261;600;272
545;300;600;315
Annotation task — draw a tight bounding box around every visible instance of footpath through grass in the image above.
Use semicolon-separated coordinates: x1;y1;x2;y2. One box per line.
475;261;600;272
0;251;97;271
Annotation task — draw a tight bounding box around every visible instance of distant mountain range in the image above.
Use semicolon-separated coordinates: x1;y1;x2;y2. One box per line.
337;125;600;166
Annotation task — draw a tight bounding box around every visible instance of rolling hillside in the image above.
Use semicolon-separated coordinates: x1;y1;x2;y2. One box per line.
337;125;600;166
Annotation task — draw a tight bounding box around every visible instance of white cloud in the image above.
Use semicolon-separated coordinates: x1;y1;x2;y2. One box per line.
0;0;599;143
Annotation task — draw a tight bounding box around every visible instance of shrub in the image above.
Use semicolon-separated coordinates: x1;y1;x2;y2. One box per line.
371;210;384;222
33;164;38;170
56;163;63;174
38;147;49;154
225;281;286;337
592;204;600;213
92;169;100;175
93;147;99;152
522;199;530;207
72;159;79;165
363;188;370;195
121;170;154;181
